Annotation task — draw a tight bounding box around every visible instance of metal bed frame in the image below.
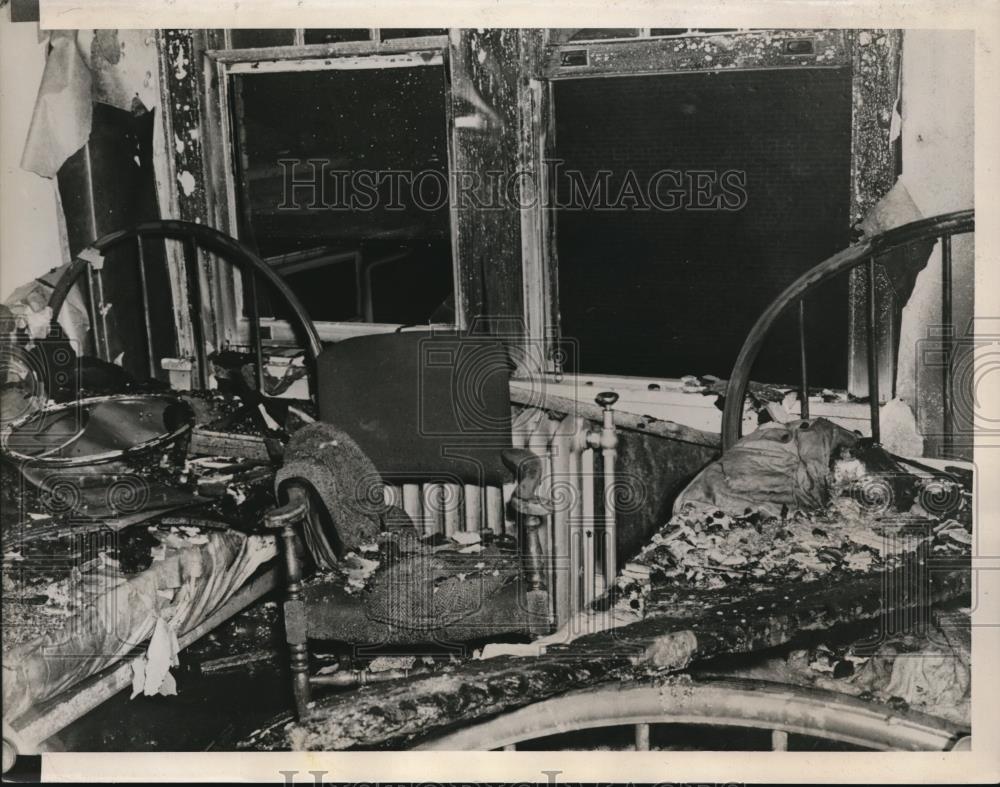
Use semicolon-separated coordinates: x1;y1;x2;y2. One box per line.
417;679;969;751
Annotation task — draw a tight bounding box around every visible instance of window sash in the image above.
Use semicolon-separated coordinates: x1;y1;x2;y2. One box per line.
203;37;459;347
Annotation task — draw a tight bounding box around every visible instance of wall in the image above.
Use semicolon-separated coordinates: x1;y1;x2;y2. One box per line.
895;29;975;458
0;23;164;298
0;16;69;302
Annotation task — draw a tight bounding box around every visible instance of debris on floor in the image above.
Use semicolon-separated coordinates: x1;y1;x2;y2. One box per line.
697;613;972;727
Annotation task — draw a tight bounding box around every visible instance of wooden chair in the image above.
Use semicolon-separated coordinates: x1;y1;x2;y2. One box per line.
264;330;554;719
265;447;551;719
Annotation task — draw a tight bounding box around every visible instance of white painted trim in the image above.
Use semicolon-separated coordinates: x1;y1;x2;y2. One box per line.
154;30;199;366
226;50;444;74
240;316;454;345
511;372;869;436
208;35;449;64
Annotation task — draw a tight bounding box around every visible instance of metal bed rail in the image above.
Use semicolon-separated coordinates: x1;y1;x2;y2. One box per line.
416;678;968;751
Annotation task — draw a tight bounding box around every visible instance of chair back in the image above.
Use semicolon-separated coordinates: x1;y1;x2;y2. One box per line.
316;330;514;487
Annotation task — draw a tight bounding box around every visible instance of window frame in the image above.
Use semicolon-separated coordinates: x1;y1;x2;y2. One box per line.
201;31;461;348
516;29;900;394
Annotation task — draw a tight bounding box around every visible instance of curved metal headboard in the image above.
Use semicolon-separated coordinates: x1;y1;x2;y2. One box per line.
46;219;323;390
721;209;974;451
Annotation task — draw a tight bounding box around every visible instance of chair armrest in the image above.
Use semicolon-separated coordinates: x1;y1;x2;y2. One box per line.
502;447;539;498
264;487;309;531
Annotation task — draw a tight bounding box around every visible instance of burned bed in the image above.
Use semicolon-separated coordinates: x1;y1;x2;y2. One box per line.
1;211;974;760
0;391;282;757
245;213;971;751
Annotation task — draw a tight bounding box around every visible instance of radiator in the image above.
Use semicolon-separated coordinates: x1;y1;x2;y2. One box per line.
382;393;620;629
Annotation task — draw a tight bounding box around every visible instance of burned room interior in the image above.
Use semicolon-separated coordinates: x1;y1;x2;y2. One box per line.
0;23;977;761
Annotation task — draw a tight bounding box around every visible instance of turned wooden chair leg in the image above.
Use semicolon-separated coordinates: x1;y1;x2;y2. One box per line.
265;484;313;720
502;448;550;592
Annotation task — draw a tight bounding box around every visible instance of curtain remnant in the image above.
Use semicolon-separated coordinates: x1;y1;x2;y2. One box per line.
21;29;160;179
20;31;93;178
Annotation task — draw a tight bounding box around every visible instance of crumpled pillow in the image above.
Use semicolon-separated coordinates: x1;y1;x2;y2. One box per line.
674;417;858;517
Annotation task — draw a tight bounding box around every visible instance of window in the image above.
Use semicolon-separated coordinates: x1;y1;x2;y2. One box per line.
551;67;854;385
210;30;456;341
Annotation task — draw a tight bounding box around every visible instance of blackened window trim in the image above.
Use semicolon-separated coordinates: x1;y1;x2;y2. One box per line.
514;28;900;398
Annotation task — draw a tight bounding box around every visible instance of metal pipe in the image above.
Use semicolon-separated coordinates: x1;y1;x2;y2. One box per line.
94;264;112;363
591;392;619;587
247;270;266;396
528;415;554;599
941;234;954;457
581;447;596;607
551;416;578;627
798;299;809;420
84;265;100;359
509;385;718;449
135;234;157;379
568;417;589;618
866;257;881;443
183;237;210;389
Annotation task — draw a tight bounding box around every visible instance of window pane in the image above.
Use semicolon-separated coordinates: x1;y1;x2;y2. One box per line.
231;65;453;325
649;29;690;37
379;29;447;40
229;29;296;48
568;29;641;41
303;29;371;44
553;68;853;384
649;28;740;36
